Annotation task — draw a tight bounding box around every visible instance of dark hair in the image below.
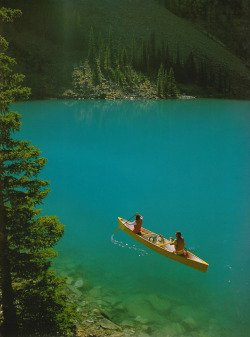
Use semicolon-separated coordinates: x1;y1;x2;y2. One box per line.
176;231;181;237
135;215;140;220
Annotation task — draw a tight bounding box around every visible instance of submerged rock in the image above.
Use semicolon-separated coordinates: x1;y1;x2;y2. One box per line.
171;304;197;321
146;293;171;312
136;333;151;337
92;308;102;317
103;295;120;306
182;316;198;330
161;322;186;336
67;284;83;297
115;303;126;311
74;279;84;288
65;276;74;285
135;315;148;324
120;320;134;327
141;324;152;334
88;285;103;298
99;318;121;331
123;294;166;324
78;300;88;307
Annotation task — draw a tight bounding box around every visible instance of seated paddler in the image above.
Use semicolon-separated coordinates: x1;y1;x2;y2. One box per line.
167;231;185;255
131;212;143;235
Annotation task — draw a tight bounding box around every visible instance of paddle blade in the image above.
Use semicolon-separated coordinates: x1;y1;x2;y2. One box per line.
113;226;121;233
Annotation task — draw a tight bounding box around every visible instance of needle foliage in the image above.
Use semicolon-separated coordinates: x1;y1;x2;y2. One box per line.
0;7;77;337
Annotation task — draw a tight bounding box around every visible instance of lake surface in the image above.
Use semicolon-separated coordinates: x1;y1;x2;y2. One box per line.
13;99;250;337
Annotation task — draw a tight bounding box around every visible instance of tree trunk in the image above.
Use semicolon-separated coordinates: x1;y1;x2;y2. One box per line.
0;174;19;337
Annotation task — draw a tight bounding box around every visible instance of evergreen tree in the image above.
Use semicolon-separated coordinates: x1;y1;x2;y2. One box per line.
97;33;105;71
165;44;170;67
156;63;164;97
148;32;156;73
91;63;100;86
174;45;183;81
163;68;168;97
184;51;196;83
0;8;28;337
120;47;128;68
117;38;122;67
130;36;137;68
107;26;116;68
0;7;77;337
159;41;166;65
104;45;111;71
198;60;208;88
168;67;179;97
87;27;96;67
139;39;147;72
87;28;100;85
70;29;181;100
157;65;172;98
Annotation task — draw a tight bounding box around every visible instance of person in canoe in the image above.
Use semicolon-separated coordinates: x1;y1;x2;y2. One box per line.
131;212;143;235
168;231;185;255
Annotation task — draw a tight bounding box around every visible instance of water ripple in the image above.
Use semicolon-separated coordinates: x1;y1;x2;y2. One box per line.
111;234;149;257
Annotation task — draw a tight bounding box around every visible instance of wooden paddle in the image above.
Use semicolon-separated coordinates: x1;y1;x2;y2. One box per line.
113;214;135;232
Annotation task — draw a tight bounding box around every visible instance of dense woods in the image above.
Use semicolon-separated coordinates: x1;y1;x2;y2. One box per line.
0;7;77;337
0;0;249;98
66;27;231;100
155;0;250;62
65;28;180;99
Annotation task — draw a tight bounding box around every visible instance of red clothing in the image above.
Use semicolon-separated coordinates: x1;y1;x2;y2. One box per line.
133;218;142;234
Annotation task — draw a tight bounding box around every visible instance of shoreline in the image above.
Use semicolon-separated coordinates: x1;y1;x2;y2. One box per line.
64;274;150;337
55;260;216;337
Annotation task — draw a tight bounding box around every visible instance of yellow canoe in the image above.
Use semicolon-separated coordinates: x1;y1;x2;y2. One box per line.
118;217;209;273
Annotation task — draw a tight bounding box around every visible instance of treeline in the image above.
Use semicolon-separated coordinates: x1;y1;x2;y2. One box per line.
67;27;231;100
138;33;230;95
155;0;246;20
66;27;179;100
155;0;250;61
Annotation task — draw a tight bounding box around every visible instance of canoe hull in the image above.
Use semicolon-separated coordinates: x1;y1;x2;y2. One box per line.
118;217;209;273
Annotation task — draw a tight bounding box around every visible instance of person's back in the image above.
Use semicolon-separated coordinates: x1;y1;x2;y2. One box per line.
133;213;143;234
175;236;185;252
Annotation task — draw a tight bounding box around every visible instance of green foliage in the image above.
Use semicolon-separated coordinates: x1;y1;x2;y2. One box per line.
67;28;182;100
168;67;179;97
0;7;77;337
1;0;247;99
65;17;233;100
0;53;30;111
156;64;164;97
157;64;179;98
67;28;159;100
65;22;232;99
15;271;77;337
0;7;22;23
154;0;249;61
184;51;196;83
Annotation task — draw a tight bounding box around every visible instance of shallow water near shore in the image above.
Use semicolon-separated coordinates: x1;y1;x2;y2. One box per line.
14;99;250;336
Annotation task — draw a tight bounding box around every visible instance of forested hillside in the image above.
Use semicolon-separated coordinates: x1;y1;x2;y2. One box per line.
155;0;250;62
0;0;249;99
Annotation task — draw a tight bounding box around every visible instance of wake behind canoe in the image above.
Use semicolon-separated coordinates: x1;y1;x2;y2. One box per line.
118;217;209;273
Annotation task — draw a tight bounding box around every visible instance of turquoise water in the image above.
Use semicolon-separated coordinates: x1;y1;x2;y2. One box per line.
14;99;249;336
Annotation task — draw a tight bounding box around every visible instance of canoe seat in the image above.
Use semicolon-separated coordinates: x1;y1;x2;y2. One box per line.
142;232;154;237
157;242;170;247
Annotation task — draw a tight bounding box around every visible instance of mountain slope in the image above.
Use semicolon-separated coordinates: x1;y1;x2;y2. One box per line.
1;0;249;99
